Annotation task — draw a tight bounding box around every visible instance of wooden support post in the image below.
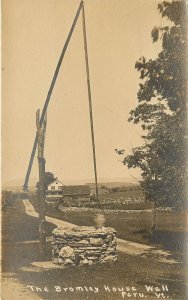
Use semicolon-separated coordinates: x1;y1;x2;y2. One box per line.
36;109;47;257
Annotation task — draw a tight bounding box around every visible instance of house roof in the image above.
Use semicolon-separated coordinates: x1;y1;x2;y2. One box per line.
48;178;64;186
62;185;90;196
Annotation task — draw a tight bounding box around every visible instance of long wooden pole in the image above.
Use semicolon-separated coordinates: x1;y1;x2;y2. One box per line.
82;4;99;201
23;1;84;191
36;109;47;256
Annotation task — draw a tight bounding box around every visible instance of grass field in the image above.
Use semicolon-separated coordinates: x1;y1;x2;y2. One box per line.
29;195;188;253
47;208;188;252
98;190;145;202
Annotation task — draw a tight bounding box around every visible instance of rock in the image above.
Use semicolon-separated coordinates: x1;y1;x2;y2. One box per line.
86;250;102;254
81;246;99;250
82;258;89;265
87;257;98;260
59;246;74;258
53;258;59;264
56;238;67;243
79;239;89;244
106;251;116;256
88;260;93;265
79;253;85;259
79;260;83;266
53;249;59;257
57;258;64;264
71;243;91;248
64;258;74;266
90;238;104;246
86;252;101;257
103;255;116;263
74;249;83;253
105;235;113;243
58;244;64;249
107;247;115;252
100;260;106;264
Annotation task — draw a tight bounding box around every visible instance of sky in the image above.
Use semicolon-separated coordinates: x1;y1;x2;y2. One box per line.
2;0;166;186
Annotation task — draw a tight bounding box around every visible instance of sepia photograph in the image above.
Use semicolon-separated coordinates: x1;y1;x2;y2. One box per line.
1;0;188;299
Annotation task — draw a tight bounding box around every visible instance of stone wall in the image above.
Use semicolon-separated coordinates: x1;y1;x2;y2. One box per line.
52;226;117;267
63;195;90;206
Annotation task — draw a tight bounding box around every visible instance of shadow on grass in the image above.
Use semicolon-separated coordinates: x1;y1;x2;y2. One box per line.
151;231;188;253
2;199;56;243
2;199;57;273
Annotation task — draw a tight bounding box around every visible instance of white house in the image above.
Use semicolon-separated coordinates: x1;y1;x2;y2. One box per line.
46;178;64;202
46;178;90;205
47;179;64;191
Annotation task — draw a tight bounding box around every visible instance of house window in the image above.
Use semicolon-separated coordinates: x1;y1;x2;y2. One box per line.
51;186;55;190
58;186;63;189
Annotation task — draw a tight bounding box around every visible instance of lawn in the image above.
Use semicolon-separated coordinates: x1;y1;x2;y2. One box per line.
47;208;188;252
30;195;188;252
1;200;56;244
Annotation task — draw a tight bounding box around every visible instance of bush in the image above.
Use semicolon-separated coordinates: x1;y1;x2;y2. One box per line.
2;191;16;208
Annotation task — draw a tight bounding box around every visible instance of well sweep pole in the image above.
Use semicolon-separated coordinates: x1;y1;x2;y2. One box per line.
82;4;99;201
23;1;84;191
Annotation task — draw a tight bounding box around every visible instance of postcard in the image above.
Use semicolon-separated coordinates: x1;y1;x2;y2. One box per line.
1;0;187;299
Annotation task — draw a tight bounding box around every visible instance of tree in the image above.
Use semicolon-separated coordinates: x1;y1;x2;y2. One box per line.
44;171;56;187
117;0;187;210
36;171;56;191
2;190;15;209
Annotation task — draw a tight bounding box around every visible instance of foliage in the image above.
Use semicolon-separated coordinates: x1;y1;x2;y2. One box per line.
2;190;16;208
117;0;187;209
36;171;56;191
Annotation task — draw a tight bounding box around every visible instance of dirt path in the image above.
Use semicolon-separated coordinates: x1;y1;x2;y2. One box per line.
23;199;75;229
1;273;42;300
23;199;179;264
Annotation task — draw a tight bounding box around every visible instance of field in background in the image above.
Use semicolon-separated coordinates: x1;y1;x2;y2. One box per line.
3;188;188;254
45;207;187;252
98;189;145;202
4;192;188;252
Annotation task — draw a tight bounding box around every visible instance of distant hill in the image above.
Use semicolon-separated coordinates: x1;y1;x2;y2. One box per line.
61;177;139;186
2;177;37;187
2;178;37;192
2;176;140;192
87;182;139;189
2;185;36;192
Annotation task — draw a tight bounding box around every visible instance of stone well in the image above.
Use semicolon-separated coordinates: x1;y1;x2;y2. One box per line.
52;226;117;267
